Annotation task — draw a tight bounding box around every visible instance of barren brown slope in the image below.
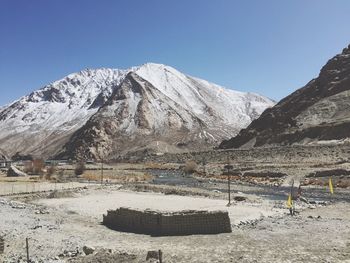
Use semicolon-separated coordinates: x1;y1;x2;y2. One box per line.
220;44;350;149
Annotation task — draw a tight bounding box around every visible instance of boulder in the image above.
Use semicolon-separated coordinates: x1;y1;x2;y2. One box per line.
83;245;95;255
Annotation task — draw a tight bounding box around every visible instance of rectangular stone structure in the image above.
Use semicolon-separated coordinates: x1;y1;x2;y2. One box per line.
103;208;232;236
0;237;4;254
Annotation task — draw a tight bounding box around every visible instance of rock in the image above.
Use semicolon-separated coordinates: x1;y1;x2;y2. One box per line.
146;250;160;261
10;202;26;209
83;245;95;255
300;197;309;203
234;196;247;202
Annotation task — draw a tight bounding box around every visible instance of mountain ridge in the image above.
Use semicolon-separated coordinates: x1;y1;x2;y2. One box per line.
0;63;274;159
220;44;350;149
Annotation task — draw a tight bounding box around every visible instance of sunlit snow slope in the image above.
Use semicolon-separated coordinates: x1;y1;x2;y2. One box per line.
0;63;274;158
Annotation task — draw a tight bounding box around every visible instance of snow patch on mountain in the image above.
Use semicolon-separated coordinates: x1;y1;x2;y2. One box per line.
0;63;275;158
134;63;273;128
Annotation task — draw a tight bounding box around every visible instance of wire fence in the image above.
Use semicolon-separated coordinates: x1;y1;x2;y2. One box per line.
0;235;80;263
0;181;98;196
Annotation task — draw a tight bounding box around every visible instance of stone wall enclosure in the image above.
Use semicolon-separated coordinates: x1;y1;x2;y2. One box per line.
103;208;232;236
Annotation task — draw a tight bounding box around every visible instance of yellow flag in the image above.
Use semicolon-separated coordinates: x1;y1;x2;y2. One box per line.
287;194;292;208
329;178;334;194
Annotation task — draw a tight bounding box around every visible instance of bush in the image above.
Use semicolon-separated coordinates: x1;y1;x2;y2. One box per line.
45;165;56;180
184;160;197;174
23;161;34;174
33;159;45;174
56;169;64;182
337;180;350;188
74;162;86;176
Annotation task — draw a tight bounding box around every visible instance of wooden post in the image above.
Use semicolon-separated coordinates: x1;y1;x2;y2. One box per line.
290;179;295;216
228;173;231;206
101;157;104;185
224;157;233;207
158;249;163;263
26;237;30;263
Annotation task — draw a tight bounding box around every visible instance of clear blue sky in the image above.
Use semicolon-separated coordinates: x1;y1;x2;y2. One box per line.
1;0;349;106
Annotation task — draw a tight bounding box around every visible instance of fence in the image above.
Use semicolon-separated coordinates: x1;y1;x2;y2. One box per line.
0;235;164;263
0;181;96;196
0;235;75;263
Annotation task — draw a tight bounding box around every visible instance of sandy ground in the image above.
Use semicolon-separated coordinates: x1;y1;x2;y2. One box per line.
36;189;282;225
1;185;349;263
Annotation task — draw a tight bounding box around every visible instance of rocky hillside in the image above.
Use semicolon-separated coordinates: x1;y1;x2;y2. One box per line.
0;149;7;161
220;44;350;149
56;64;274;160
0;68;128;158
0;63;274;159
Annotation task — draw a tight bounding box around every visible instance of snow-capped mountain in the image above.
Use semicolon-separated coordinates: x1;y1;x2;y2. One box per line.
0;63;274;159
0;68;129;158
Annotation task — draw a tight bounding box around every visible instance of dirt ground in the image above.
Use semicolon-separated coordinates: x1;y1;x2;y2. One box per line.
1;183;349;263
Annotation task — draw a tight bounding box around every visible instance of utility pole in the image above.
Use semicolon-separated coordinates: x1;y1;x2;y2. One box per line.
101;157;104;185
289;179;295;216
224;157;233;207
26;237;30;263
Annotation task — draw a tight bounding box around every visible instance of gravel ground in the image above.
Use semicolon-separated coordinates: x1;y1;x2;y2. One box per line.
1;185;349;263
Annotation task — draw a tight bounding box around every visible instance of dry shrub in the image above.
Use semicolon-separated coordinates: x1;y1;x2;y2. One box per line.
83;173;101;181
33;159;45;174
56;169;65;182
45;165;56;180
184;160;197;174
337;180;350;188
304;178;323;186
145;162;165;169
23;161;34;174
74;162;86;176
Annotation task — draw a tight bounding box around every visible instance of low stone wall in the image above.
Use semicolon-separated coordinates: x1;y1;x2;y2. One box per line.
0;236;4;254
103;208;231;236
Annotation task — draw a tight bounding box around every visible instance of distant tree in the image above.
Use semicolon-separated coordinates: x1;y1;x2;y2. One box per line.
23;161;34;174
184;160;197;174
74;161;86;176
33;159;45;175
46;165;56;180
57;169;65;182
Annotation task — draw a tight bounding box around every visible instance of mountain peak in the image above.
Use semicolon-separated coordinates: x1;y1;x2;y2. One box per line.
0;63;274;159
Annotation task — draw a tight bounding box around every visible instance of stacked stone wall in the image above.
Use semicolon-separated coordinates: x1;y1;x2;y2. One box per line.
103;208;231;236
